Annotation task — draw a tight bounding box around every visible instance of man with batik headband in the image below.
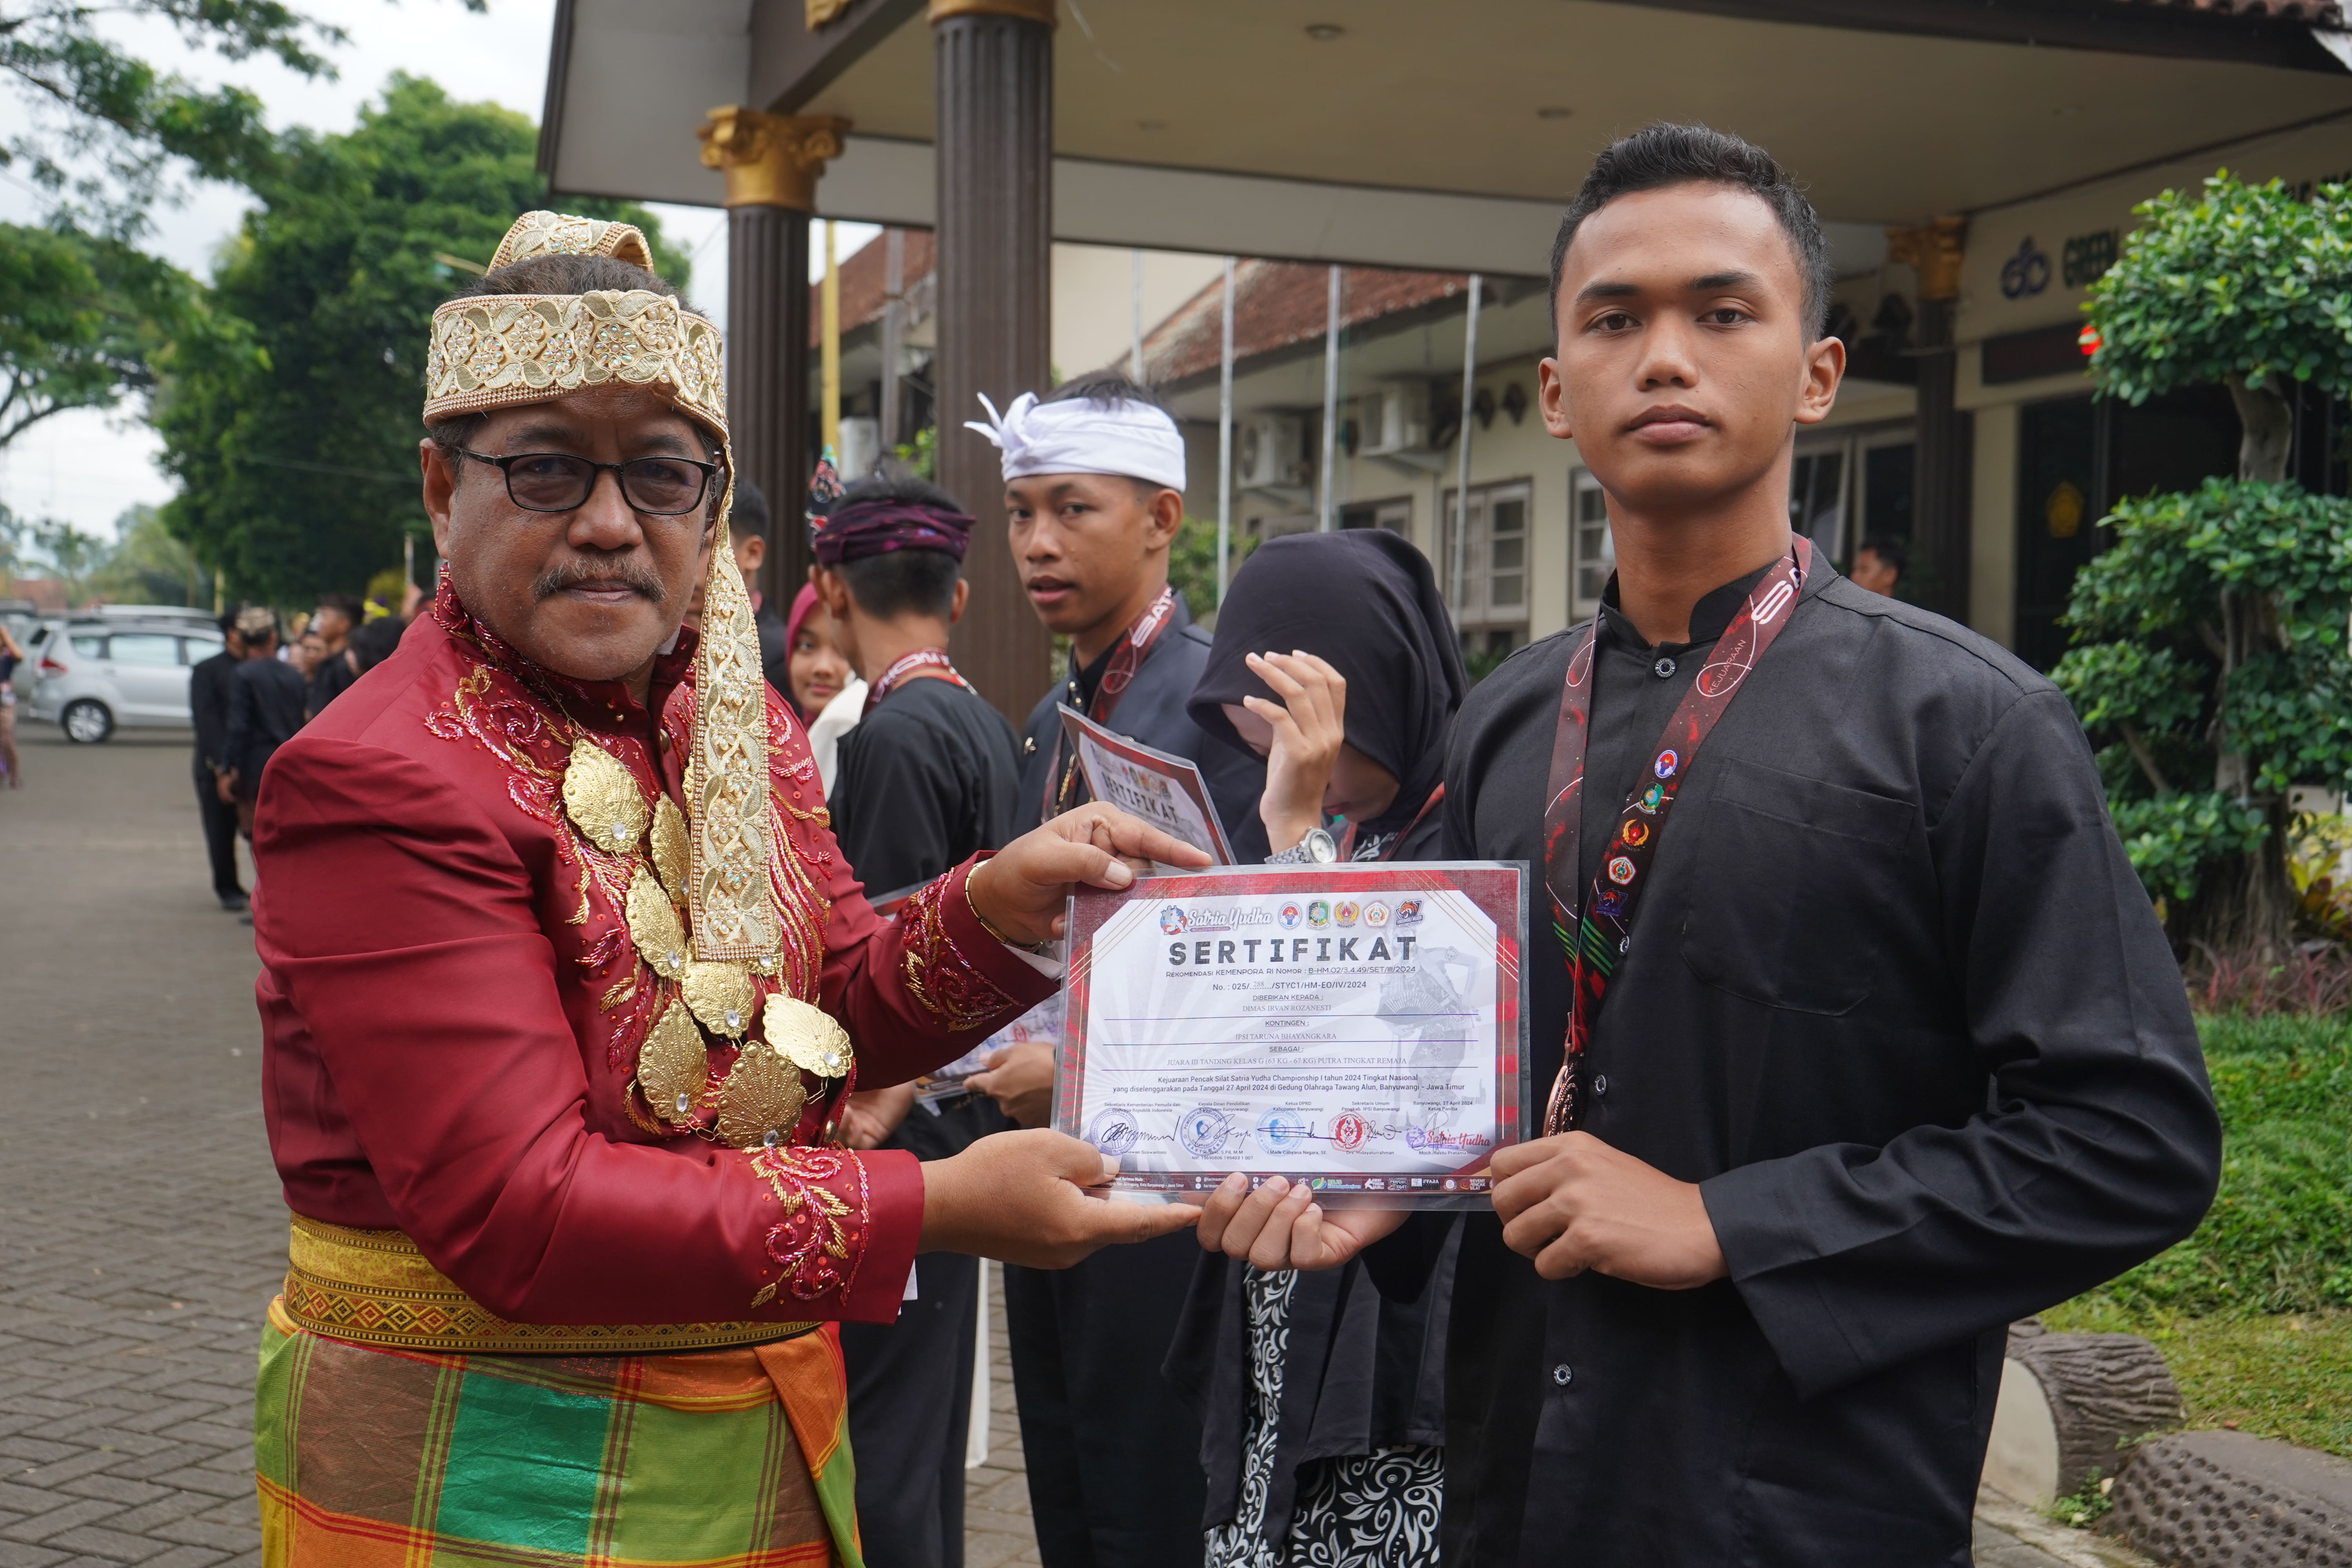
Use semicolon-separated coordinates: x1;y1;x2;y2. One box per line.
247;212;1203;1568
962;373;1267;1568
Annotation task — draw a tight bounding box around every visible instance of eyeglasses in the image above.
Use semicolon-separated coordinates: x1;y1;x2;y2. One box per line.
456;448;722;517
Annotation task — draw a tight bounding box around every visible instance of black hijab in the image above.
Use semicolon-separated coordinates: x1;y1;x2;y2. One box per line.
1188;529;1467;846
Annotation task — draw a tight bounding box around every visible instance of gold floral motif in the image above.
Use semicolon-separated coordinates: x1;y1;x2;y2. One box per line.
682;958;757;1038
562;737;648;853
627;869;689;980
761;994;854;1081
651;796;691;904
684;512;779;963
717;1042;808;1148
637;1000;710;1126
489;210;655;272
423;292;726;437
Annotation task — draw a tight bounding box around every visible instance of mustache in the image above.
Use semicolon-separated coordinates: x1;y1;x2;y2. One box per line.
532;556;666;603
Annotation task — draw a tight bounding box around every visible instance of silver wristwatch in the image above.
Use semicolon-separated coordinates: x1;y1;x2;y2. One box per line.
1265;826;1338;865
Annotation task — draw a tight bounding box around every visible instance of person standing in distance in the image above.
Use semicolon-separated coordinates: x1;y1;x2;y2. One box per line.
1199;124;2219;1566
189;613;247;909
964;373;1269;1568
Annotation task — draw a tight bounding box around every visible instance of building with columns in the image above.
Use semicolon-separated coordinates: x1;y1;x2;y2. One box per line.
540;0;2352;713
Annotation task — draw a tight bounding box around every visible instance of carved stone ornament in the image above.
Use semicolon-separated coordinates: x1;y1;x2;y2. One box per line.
637;1001;710;1127
696;107;852;212
1886;216;1969;303
626;868;690;981
561;738;648;853
762;993;855;1081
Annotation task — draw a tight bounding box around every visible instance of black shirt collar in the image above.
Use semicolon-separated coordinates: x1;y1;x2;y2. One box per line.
1598;560;1779;656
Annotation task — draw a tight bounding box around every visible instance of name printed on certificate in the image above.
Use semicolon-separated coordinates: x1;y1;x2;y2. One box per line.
1057;863;1527;1209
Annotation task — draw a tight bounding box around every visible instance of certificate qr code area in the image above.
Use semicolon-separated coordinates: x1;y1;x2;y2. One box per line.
1061;866;1521;1205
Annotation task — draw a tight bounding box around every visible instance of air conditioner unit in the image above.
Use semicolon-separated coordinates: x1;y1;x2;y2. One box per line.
1234;414;1307;492
1357;381;1433;457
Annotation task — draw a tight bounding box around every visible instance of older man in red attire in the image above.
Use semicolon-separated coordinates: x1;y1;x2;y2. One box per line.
246;212;1198;1568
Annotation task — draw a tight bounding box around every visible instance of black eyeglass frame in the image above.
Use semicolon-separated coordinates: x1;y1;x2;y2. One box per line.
453;447;725;517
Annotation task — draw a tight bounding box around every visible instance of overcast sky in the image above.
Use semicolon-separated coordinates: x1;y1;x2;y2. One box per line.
0;0;875;541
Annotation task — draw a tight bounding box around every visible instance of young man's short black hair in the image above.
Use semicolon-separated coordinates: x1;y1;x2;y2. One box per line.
1857;534;1907;577
1042;371;1167;414
824;472;967;621
1549;123;1835;339
730;477;770;542
316;592;365;631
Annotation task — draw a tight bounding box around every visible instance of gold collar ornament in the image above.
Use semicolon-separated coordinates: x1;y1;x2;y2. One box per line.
431;211;780;973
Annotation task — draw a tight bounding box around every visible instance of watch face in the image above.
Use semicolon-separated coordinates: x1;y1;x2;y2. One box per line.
1309;830;1337;863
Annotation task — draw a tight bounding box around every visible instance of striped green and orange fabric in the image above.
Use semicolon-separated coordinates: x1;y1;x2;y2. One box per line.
254;1298;863;1568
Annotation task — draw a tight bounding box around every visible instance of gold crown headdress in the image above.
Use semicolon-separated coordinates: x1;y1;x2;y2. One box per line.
423;212;778;969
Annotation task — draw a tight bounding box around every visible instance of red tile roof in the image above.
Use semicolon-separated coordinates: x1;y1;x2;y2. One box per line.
809;228;934;347
1142;261;1474;386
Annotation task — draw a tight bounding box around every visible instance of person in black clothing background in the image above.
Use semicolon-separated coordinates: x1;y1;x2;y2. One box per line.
303;593;363;718
1176;528;1466;1566
1201;124;2219;1567
961;372;1269;1568
223;609;307;844
188;614;247;911
811;471;1024;1568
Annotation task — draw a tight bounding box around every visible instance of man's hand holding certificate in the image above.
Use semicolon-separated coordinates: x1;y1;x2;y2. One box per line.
1057;862;1526;1210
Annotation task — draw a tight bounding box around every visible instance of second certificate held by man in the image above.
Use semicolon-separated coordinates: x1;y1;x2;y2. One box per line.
1057;862;1526;1207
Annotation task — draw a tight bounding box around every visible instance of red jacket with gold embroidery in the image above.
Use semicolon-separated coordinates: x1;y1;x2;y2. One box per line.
252;587;1049;1325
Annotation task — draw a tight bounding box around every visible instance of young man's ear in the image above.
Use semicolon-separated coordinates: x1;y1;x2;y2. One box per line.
948;577;970;627
811;566;854;621
1146;487;1185;550
734;532;766;574
1796;334;1846;427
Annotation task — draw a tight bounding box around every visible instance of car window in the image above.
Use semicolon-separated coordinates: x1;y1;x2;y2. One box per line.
69;634;105;658
109;633;181;667
180;636;222;663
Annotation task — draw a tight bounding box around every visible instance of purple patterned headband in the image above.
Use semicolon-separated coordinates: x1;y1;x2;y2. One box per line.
811;498;976;566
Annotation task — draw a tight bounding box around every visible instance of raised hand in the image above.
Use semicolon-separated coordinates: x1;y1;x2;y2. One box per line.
1195;1171;1408;1271
1244;650;1347;854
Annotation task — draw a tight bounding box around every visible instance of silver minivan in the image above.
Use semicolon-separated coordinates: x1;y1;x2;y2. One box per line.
22;616;227;742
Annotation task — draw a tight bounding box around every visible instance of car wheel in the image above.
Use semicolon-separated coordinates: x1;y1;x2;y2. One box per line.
61;699;113;744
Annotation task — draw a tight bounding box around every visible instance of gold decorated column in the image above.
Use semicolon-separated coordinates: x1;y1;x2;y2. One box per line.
696;107;850;608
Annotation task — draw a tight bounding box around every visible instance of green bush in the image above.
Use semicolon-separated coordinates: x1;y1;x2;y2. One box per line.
2075;1014;2352;1316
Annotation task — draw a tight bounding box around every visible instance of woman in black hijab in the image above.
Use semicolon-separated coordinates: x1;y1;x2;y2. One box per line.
1172;528;1467;1568
1188;528;1464;863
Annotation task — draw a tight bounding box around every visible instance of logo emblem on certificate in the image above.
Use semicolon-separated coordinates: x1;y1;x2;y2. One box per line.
1056;862;1527;1209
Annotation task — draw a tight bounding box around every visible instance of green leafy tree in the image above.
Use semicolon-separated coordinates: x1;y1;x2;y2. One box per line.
152;74;686;605
87;503;208;605
0;223;191;448
2061;174;2352;953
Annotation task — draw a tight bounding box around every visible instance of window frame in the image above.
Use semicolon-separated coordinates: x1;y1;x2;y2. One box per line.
1439;476;1535;632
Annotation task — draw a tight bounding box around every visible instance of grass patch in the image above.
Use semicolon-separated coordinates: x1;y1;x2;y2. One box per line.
2042;1013;2352;1460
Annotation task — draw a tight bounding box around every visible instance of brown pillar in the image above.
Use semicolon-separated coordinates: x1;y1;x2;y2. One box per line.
698;107;849;610
932;0;1055;719
1887;217;1971;624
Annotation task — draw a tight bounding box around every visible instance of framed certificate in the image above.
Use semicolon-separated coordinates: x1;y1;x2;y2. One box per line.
1059;704;1237;865
1056;862;1527;1209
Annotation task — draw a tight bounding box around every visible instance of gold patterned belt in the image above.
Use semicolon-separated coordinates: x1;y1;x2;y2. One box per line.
281;1213;817;1356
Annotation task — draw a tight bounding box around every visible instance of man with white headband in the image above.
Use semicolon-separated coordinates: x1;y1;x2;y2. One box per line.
964;372;1267;1568
242;215;1207;1568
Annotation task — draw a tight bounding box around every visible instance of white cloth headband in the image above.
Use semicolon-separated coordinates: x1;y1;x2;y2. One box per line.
966;391;1187;492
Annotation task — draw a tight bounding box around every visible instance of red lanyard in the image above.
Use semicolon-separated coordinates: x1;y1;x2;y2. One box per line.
864;648;974;715
1041;586;1178;819
1539;538;1809;1135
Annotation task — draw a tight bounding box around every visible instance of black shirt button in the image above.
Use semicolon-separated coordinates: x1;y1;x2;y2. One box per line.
1593;1074;1609;1097
1653;655;1678;679
1552;1363;1574;1387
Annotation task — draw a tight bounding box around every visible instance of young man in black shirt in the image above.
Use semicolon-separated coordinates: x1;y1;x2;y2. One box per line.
189;614;247;911
809;471;1024;1568
1198;124;2220;1566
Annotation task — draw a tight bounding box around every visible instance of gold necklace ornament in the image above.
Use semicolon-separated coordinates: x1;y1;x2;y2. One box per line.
650;796;691;903
715;1042;808;1149
682;958;757;1038
562;738;649;853
761;994;855;1081
627;869;689;981
637;1001;710;1127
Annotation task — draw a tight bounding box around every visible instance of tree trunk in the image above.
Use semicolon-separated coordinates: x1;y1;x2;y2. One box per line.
2174;802;2298;958
2229;375;2293;485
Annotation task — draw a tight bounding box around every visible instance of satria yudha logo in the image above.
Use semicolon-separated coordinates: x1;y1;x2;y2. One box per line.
1160;905;1188;936
1160;902;1271;935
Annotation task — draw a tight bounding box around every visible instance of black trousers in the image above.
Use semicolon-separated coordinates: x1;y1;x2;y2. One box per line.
1005;1232;1209;1568
192;758;242;900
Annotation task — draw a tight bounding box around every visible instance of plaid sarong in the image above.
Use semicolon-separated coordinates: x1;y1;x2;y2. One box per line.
254;1297;862;1568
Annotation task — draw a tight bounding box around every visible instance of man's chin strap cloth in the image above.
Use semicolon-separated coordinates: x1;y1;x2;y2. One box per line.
422;210;779;967
966;390;1188;491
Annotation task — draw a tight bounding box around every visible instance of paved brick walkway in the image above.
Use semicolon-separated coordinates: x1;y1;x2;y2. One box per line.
0;719;2122;1568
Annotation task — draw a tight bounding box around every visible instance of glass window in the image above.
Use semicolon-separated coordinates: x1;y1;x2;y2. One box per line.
1788;448;1847;562
70;635;105;658
181;635;223;662
109;633;181;667
1571;470;1614;617
1440;479;1534;630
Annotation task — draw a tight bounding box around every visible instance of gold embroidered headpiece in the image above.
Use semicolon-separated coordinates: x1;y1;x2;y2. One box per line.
423;211;779;969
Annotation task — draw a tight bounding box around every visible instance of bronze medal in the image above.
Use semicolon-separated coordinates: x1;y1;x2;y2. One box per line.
561;737;648;853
